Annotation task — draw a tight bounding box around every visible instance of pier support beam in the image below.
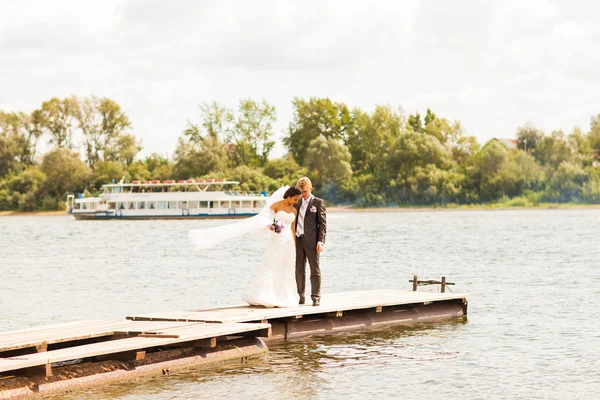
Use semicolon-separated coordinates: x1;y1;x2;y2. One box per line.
23;361;52;378
97;350;146;362
35;342;48;353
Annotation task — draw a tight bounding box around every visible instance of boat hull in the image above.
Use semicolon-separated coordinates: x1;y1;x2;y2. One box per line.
71;212;258;220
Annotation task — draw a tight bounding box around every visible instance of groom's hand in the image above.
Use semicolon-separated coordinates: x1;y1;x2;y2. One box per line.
316;243;324;253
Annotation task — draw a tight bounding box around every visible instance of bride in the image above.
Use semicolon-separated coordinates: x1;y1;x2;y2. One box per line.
189;185;302;308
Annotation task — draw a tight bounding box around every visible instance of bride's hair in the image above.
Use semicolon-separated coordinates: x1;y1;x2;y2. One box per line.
283;186;302;199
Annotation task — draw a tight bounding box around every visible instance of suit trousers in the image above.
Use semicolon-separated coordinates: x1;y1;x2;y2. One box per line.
295;235;321;301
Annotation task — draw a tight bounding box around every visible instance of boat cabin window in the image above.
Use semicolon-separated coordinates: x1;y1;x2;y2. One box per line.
148;201;156;209
89;203;96;210
242;201;252;208
189;201;198;209
209;201;215;209
231;201;241;208
128;202;136;210
75;203;81;209
254;200;266;208
113;187;121;194
139;201;146;209
118;202;125;210
108;202;116;210
199;201;208;209
178;201;188;209
158;201;166;209
168;201;177;209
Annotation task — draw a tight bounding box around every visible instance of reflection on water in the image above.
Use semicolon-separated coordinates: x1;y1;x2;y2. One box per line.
3;209;600;400
50;322;467;400
270;321;467;370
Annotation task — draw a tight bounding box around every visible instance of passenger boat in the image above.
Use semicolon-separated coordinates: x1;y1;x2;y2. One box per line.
65;179;268;220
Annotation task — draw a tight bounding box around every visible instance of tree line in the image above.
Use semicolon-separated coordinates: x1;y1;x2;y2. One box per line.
1;95;600;211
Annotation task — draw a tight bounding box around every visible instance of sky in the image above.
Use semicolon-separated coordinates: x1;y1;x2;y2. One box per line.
1;0;600;158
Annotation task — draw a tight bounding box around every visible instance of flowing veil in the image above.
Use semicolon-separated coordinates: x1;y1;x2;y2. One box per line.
188;186;290;250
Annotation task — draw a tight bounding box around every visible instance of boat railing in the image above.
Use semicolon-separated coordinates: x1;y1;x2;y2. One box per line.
225;191;253;196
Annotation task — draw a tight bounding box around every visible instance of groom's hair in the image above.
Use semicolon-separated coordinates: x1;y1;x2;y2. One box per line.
283;186;302;199
297;177;312;190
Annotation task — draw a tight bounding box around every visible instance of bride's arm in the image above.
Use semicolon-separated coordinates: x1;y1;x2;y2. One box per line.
267;203;278;231
292;211;297;241
270;201;279;213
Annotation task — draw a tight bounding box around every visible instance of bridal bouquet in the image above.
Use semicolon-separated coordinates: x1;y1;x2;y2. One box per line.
270;218;285;234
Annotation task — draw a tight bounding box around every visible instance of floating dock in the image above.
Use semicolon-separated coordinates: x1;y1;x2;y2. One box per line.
0;288;468;399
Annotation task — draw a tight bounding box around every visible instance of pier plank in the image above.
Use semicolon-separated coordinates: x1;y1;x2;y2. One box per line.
0;322;270;374
0;289;468;378
126;289;467;324
0;320;106;338
0;320;212;353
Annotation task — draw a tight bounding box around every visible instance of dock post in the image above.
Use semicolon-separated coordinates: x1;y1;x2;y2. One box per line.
412;275;418;291
441;276;446;293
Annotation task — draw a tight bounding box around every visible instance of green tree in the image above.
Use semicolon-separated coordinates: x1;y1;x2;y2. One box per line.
516;123;543;153
228;165;279;193
425;115;464;146
568;127;592;167
145;153;174;181
544;162;588;202
104;133;141;166
582;167;600;203
72;96;132;167
263;154;306;182
0;166;47;211
173;135;229;179
92;161;128;189
234;99;276;166
40;97;77;149
0;111;43;174
407;164;465;204
389;130;456;201
304;135;353;188
40;148;91;197
0;111;26;175
284;97;353;165
470;140;509;201
588;114;600;161
346;105;402;178
534;130;574;170
192;102;235;141
407;112;423;133
127;161;151;181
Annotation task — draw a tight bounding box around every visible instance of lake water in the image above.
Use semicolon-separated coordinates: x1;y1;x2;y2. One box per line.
1;210;599;399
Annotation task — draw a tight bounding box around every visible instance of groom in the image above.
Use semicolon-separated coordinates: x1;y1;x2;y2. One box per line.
294;177;326;306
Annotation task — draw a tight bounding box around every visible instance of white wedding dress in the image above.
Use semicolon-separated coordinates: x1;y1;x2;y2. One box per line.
243;210;299;308
188;186;299;308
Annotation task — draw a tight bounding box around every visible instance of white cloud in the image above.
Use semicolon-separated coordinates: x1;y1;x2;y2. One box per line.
1;0;600;159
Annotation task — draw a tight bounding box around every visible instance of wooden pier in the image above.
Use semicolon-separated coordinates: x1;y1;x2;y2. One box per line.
0;288;468;399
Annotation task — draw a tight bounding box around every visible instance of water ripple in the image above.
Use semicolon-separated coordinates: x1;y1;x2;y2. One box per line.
1;210;599;399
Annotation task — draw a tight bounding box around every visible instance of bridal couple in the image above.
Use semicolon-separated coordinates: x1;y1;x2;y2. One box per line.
189;177;326;308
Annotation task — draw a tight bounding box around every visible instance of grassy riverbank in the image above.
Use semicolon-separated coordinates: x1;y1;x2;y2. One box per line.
328;203;600;212
0;210;66;217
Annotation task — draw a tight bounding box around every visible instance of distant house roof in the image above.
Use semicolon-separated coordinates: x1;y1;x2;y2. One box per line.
494;138;518;149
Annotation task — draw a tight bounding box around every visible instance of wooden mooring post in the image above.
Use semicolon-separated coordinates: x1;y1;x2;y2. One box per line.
409;276;454;292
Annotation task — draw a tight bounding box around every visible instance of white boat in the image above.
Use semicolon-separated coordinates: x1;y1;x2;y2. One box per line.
65;178;268;220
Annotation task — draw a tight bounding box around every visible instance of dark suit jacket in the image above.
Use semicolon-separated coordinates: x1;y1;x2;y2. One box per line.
295;196;326;246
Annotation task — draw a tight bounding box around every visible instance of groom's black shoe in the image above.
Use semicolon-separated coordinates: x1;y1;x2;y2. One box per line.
299;298;305;305
312;299;320;307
